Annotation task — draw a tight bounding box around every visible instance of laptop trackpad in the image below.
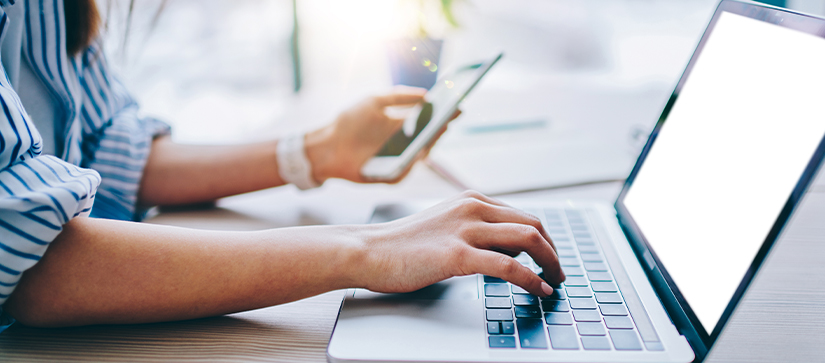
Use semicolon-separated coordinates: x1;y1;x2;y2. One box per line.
352;275;479;300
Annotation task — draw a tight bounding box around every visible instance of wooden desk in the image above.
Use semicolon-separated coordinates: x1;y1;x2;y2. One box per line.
2;164;824;362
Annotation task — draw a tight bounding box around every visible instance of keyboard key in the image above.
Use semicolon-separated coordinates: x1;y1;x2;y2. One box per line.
515;306;542;318
559;258;580;267
557;249;577;258
570;224;588;231
483;275;505;283
547;228;567;235
544;312;574;325
578;245;599;253
587;272;612;281
501;322;515;334
545;209;562;217
604;316;634;329
609;330;643;350
489;336;517;348
595;293;623;304
572;310;601;322
545;219;564;226
580;253;603;262
581;336;612;350
555;242;574;249
515;253;532;263
569;298;597;309
562;266;585;276
599;304;628;316
542;300;570;312
573;232;592;239
485;284;510;297
486;309;514;321
511;285;529;295
547;326;580;350
513;295;539;306
591;282;618;292
543;289;567;300
485;297;512;309
576;322;607;336
565;287;592;298
487;322;501;334
584;262;608;271
517;318;548;349
563;277;588;287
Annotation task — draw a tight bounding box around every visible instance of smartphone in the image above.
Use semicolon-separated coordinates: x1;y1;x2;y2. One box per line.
361;53;503;181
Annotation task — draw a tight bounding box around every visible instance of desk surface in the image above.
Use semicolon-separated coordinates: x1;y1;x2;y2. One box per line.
2;165;825;362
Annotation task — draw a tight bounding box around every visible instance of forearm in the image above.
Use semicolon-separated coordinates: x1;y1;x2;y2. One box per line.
4;217;366;327
137;136;286;206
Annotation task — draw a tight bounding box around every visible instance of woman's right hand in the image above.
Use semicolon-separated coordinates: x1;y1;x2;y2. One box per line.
354;191;565;297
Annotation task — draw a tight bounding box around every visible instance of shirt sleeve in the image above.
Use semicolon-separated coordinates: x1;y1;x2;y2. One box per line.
0;70;101;332
77;45;171;221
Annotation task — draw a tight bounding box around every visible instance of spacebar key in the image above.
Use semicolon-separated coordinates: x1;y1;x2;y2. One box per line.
516;318;548;349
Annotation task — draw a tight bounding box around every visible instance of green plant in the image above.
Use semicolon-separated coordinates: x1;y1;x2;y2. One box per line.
410;0;460;38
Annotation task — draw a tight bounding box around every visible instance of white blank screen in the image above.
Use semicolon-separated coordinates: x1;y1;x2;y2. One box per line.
623;11;825;334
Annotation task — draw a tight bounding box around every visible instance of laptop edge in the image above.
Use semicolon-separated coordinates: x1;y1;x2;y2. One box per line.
613;1;825;361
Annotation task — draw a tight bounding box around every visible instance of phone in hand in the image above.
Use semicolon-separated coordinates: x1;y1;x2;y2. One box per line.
361;53;503;181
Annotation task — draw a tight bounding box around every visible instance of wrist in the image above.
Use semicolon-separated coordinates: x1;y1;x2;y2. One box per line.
277;133;321;189
304;126;337;183
327;224;373;290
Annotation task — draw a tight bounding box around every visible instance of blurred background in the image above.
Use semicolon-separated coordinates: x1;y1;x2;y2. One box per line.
102;0;825;197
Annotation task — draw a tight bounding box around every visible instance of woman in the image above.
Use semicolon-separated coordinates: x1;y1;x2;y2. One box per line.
0;0;563;330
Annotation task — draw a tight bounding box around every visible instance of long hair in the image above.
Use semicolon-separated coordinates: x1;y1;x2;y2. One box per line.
65;0;166;57
65;0;102;55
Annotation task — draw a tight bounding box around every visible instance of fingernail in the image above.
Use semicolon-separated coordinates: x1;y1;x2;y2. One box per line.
541;282;554;296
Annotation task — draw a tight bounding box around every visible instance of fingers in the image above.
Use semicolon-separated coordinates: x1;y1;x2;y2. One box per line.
452;189;511;209
447;192;564;284
476;204;556;249
374;88;427;107
448;109;462;121
467;222;564;285
463;249;553;297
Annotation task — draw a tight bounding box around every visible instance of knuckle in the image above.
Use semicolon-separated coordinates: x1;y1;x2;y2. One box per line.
457;198;484;214
516;223;537;239
526;213;543;228
527;228;545;247
462;189;483;199
457;222;476;241
496;255;519;277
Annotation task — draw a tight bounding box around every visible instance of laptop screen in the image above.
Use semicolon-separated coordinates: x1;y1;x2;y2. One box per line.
622;9;825;338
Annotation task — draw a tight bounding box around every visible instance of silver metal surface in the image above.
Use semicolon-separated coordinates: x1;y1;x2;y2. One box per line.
327;202;694;363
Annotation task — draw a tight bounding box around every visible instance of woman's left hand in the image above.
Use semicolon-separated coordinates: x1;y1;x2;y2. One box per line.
304;87;456;184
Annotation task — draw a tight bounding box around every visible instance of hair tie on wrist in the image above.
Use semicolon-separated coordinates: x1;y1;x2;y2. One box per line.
277;133;320;190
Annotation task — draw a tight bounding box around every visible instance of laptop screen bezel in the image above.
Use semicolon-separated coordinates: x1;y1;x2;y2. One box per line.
613;0;825;359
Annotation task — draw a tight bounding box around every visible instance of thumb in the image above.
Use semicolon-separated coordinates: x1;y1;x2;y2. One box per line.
374;87;427;107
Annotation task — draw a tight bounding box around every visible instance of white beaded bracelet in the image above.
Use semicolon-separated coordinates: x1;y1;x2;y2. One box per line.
276;133;320;190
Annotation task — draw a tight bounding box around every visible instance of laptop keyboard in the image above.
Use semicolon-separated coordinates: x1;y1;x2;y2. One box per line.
485;208;644;351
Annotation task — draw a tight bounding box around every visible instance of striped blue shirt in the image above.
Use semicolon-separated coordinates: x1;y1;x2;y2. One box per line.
0;0;170;331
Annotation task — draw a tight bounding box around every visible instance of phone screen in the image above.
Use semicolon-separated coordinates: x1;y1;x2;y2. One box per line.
376;64;483;156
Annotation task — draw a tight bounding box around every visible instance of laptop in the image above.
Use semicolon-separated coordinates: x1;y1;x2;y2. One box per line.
327;1;825;362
